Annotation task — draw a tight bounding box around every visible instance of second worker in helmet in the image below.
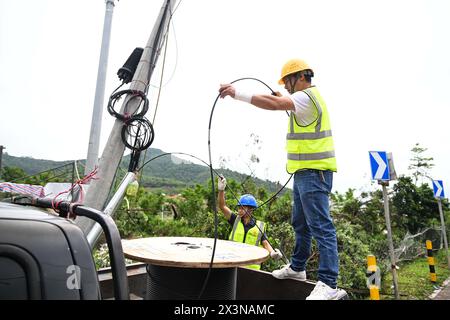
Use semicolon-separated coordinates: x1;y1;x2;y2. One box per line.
217;175;282;269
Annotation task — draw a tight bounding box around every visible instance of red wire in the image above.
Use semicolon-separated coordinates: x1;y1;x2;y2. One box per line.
51;167;99;215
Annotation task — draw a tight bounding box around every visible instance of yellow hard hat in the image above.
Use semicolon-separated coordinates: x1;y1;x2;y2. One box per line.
278;59;312;85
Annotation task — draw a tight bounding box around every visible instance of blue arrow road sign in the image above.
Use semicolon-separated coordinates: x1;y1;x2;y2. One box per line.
433;180;445;198
369;151;390;181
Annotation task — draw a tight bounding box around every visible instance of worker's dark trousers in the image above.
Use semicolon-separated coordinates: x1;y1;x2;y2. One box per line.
290;169;339;288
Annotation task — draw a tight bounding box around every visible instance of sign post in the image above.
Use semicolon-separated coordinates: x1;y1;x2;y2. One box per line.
369;151;399;299
432;180;450;270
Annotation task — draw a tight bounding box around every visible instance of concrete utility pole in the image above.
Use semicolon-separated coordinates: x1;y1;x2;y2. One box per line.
85;0;117;176
0;145;5;179
78;0;176;240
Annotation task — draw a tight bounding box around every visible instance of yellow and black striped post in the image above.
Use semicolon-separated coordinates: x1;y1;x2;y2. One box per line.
426;240;437;283
366;255;380;300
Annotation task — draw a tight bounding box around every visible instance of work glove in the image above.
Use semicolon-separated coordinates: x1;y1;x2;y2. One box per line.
270;249;282;260
218;175;227;191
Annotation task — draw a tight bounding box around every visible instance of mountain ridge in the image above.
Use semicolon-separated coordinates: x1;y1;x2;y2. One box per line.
1;149;288;194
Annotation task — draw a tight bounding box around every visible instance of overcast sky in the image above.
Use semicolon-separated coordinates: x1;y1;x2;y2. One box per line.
1;0;449;194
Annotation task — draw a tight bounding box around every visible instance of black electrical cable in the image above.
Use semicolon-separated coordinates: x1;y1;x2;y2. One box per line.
137;151;292;294
138;77;292;299
207;77;292;267
145;264;192;299
121;116;155;152
204;77;291;298
106;78;154;174
138;152;288;224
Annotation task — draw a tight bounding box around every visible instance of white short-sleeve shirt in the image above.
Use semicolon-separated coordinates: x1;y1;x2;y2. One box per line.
287;91;319;127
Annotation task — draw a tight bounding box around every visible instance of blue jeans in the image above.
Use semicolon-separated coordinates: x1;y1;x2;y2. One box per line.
290;169;339;288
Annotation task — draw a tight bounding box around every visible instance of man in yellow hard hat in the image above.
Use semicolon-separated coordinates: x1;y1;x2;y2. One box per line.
219;59;340;300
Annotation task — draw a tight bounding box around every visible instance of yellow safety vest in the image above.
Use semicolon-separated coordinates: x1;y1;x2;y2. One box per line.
286;87;337;173
229;216;266;270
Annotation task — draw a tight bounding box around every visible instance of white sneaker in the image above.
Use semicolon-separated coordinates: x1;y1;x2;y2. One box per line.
306;281;339;300
272;264;307;281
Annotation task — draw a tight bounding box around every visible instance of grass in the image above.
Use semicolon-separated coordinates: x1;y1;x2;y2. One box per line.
380;250;450;300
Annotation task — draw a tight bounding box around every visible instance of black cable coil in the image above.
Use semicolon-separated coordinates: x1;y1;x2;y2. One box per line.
121;116;154;152
107;89;149;122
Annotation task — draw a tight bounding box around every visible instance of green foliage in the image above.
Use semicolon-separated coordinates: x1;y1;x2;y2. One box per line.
332;189;386;259
2;153;73;176
335;221;371;291
392;176;440;233
1;166;27;182
262;192;295;271
139;190;165;214
93;243;134;269
381;249;450;300
1;162;82;186
407;142;434;184
177;185;209;222
329;179;449;297
7;146;448;299
109;166;449;298
3;151;284;194
93;244;112;269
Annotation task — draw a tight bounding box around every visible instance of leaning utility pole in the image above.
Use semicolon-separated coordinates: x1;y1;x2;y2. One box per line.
0;145;5;179
77;0;176;241
85;0;117;175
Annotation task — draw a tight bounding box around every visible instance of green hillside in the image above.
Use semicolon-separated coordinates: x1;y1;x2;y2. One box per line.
2;153;73;175
1;149;288;194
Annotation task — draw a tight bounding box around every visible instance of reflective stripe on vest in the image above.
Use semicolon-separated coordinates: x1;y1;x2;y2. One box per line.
229;215;240;241
286;130;333;140
287;150;335;161
229;216;266;247
228;216;266;270
286;87;337;173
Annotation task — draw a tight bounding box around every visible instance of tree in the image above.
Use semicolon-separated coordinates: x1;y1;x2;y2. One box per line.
391;176;439;233
139;191;165;214
1;166;27;182
408;143;434;185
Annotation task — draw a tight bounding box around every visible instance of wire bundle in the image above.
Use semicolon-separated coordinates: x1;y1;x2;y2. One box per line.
107;88;155;155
